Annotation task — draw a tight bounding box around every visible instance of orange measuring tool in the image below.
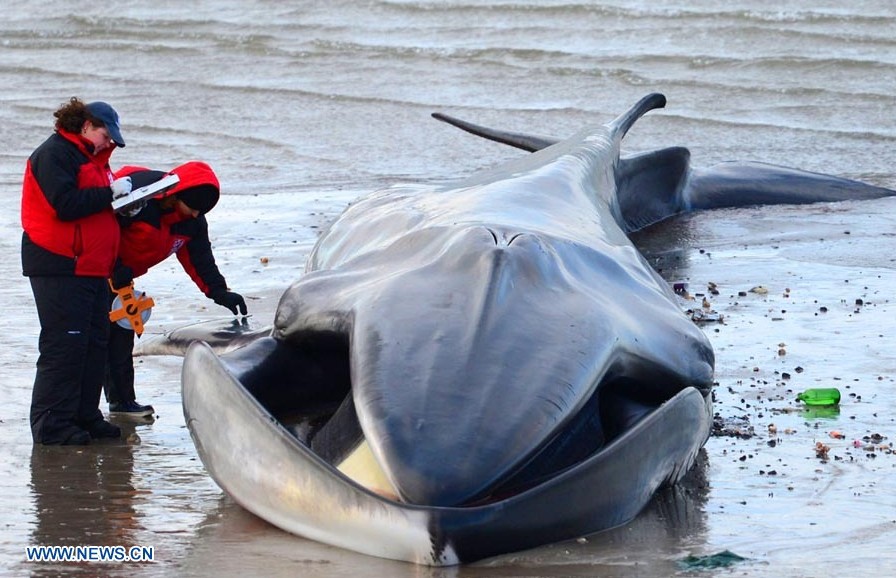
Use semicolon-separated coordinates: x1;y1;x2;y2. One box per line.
108;281;155;336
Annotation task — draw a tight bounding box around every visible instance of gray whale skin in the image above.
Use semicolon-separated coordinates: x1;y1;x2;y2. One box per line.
181;93;895;565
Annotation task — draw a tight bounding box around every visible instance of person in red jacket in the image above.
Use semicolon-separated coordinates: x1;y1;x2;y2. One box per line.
22;97;134;445
105;161;247;417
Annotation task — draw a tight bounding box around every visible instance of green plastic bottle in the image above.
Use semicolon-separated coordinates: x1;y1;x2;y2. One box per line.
796;388;841;406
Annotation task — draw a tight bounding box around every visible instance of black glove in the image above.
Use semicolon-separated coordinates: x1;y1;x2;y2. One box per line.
111;265;134;289
211;290;247;316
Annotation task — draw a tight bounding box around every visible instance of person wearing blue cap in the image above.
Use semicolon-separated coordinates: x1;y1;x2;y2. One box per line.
21;97;134;445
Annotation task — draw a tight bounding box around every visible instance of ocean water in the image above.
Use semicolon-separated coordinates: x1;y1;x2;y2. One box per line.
2;1;896;577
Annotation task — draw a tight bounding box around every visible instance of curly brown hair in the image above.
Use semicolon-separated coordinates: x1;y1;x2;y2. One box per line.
53;97;97;134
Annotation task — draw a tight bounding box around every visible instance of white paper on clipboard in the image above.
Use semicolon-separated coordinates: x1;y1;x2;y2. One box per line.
112;173;180;213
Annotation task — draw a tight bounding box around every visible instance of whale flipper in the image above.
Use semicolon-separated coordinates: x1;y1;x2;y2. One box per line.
683;161;896;210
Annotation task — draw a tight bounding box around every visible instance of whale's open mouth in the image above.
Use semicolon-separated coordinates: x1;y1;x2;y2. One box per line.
189;321;707;507
182;333;712;565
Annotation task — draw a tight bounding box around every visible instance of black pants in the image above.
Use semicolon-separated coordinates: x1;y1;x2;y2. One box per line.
103;311;136;405
29;276;109;444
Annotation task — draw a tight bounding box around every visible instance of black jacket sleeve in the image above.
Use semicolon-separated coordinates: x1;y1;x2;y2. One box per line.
171;215;227;296
29;136;113;221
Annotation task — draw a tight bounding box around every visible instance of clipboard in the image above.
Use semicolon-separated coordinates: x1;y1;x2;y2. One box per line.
112;173;180;213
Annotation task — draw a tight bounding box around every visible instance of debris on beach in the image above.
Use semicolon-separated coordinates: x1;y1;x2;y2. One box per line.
678;550;747;569
712;414;754;439
687;307;724;325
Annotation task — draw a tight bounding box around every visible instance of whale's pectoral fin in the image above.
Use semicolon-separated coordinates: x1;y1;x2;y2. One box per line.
133;317;272;357
431;112;558;152
683;161;896;210
617;147;692;232
432;93;667;154
608;92;666;140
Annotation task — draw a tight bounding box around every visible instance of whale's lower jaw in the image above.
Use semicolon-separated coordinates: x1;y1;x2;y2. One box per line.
182;340;711;566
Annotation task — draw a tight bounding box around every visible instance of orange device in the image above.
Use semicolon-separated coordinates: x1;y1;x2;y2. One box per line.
109;281;155;336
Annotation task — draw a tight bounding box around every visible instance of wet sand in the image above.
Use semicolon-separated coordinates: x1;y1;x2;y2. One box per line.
2;191;896;578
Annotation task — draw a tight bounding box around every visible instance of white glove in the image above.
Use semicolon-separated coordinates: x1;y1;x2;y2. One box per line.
110;176;132;200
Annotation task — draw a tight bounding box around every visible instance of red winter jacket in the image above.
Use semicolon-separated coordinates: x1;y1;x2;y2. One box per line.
115;161;227;297
21;130;119;277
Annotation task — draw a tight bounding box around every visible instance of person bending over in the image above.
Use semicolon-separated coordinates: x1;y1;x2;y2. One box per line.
106;161;247;417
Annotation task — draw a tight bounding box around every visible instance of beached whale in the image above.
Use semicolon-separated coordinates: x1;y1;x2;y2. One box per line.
180;93;895;565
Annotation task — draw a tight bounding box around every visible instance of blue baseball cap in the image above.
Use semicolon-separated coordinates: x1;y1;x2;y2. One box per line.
86;101;125;147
